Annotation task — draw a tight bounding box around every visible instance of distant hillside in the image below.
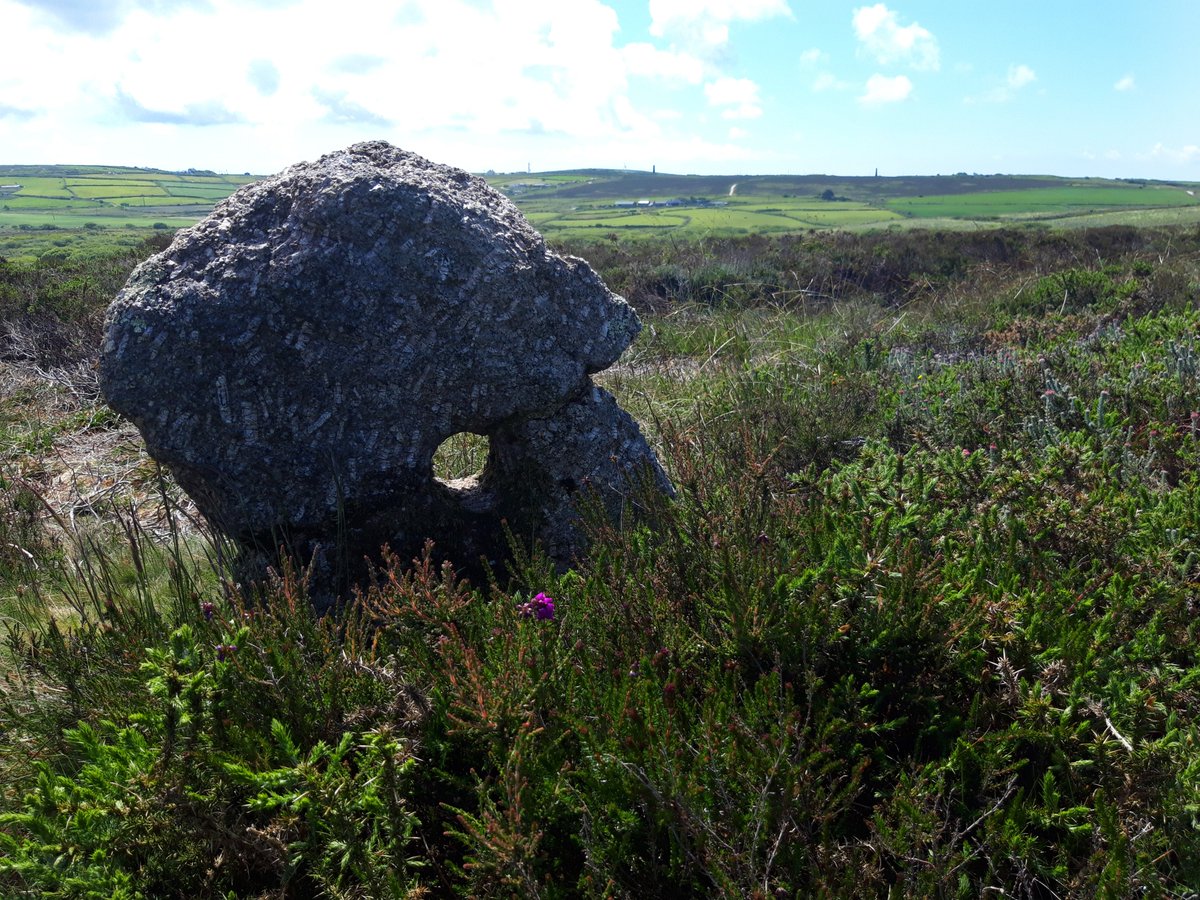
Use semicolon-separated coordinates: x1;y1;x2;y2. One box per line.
0;164;256;258
483;170;1200;239
488;169;1196;201
3;164;1199;261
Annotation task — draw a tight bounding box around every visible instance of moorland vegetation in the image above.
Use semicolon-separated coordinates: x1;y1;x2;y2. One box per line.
2;222;1200;896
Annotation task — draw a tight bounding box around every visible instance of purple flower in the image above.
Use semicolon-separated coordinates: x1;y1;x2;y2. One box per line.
216;643;237;662
201;601;215;621
518;592;556;620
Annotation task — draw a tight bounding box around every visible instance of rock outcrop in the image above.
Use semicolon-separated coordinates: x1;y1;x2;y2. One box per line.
100;141;671;601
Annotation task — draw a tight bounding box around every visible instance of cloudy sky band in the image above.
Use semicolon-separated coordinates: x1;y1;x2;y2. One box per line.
0;0;1195;178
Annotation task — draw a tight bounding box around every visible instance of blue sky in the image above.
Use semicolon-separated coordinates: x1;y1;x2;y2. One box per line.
1;0;1197;179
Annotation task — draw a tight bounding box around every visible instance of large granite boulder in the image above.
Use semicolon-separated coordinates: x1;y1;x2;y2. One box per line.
100;141;671;598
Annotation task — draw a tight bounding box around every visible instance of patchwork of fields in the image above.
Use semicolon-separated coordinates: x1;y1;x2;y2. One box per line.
521;197;906;235
0;166;254;232
2;164;1198;259
497;171;1200;238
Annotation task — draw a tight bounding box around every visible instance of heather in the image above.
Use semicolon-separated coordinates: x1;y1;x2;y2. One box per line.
3;224;1200;897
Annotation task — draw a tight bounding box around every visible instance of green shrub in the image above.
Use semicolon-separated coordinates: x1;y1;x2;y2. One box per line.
4;223;1200;896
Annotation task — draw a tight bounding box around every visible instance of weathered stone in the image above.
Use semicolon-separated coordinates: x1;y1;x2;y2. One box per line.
99;141;670;596
486;385;675;561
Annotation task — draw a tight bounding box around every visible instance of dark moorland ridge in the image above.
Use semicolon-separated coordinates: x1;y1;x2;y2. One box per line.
526;171;1059;199
488;168;1196;198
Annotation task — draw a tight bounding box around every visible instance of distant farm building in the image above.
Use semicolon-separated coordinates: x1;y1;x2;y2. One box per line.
504;182;549;195
0;184;22;197
614;197;698;209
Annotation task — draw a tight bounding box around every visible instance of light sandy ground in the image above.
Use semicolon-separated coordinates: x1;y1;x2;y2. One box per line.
0;359;200;540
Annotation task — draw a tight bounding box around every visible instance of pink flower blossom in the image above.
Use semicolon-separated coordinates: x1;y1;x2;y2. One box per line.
518;592;556;620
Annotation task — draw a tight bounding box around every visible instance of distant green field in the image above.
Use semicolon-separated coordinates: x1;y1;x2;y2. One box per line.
0;165;256;259
113;196;222;207
0;210;198;228
485;171;1200;239
523;201;907;238
6;177;75;198
69;183;171;199
1;167;251;209
887;184;1198;220
1;196;84;210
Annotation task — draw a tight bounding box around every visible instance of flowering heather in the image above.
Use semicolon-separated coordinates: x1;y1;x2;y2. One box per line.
518;592;555;620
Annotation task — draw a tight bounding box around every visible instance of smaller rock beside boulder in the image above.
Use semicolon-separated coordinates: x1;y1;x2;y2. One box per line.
485;384;675;562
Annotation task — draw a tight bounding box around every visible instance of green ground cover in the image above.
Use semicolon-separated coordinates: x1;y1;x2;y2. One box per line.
1055;205;1200;229
68;184;171;199
522;198;907;238
111;196;223;207
162;185;241;200
3;226;1200;895
0;225;164;260
0;210;195;228
0;197;88;210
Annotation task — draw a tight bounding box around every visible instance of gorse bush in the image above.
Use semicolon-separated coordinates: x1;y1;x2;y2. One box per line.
3;225;1200;896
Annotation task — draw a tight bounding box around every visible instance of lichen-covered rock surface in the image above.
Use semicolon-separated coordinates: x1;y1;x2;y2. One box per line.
100;141;670;597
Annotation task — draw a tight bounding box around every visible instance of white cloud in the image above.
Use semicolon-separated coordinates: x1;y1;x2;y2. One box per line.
728;126;748;140
312;88;391;127
812;72;848;92
1114;74;1136;92
650;0;792;52
1146;143;1200;164
6;1;668;151
1007;64;1036;89
965;63;1036;104
799;47;826;67
623;42;705;84
860;73;912;105
247;59;280;96
852;4;939;71
704;77;763;119
0;0;792;175
0;103;38;120
114;87;243;125
11;0;212;35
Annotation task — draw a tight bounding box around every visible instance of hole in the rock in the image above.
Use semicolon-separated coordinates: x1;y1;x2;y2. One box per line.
432;431;491;482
